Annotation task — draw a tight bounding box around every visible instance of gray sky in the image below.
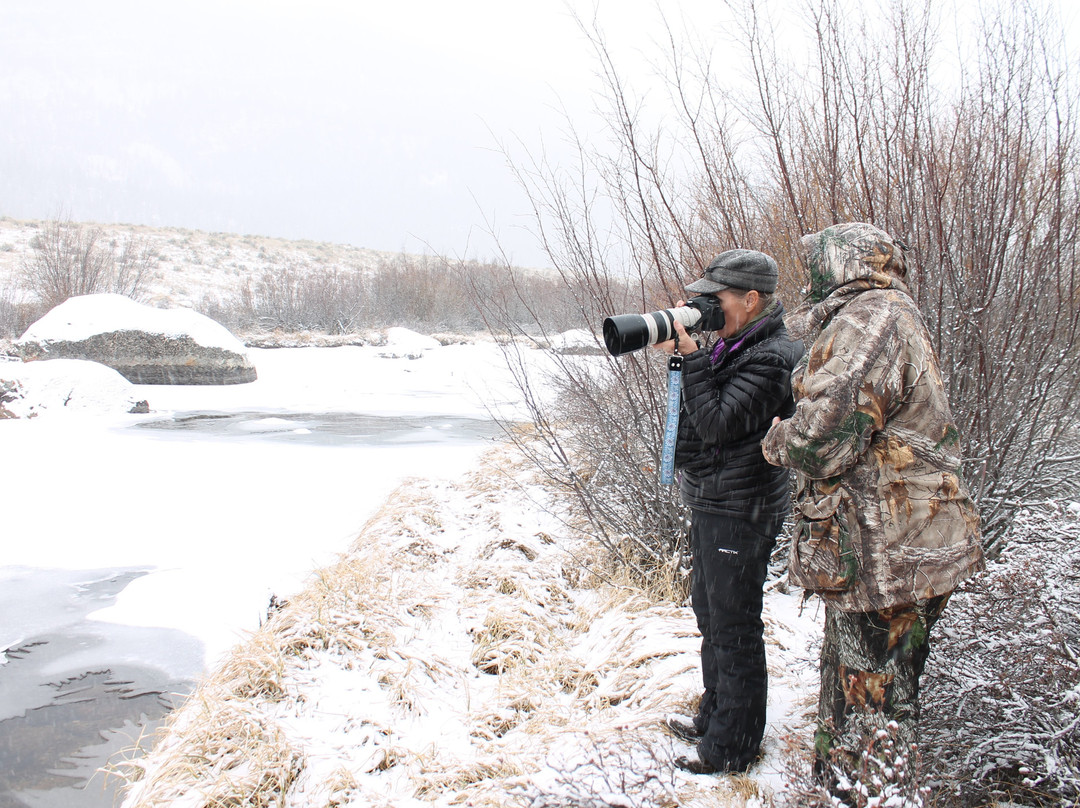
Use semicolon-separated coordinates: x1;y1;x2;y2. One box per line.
1;0;734;268
3;1;1075;268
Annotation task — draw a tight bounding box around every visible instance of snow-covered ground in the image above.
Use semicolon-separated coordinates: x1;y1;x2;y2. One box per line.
1;328;538;677
0;319;823;808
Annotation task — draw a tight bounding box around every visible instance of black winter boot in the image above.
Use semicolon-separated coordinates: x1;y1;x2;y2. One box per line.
665;714;703;744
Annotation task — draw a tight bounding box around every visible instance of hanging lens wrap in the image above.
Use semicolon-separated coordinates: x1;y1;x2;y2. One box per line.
660;352;682;485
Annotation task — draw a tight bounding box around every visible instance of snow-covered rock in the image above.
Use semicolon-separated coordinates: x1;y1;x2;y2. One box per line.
16;294;256;385
375;327;440;359
548;329;603;355
0;357;148;418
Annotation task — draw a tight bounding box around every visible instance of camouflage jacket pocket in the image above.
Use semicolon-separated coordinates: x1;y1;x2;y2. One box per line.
789;490;859;592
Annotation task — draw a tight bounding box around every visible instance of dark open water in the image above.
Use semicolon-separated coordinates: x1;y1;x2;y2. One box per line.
0;568;197;808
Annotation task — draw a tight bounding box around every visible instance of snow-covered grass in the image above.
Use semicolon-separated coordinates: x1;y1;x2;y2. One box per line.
112;449;824;808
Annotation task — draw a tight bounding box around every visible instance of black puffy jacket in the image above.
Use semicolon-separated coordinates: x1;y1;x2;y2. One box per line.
675;302;803;521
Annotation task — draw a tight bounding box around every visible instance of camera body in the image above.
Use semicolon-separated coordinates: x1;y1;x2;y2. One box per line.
602;294;725;356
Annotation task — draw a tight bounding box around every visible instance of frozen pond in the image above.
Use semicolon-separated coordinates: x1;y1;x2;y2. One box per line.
0;344;531;808
135;409;505;446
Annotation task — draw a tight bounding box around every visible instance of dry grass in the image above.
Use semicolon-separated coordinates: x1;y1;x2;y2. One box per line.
117;697;302;807
113;446;806;807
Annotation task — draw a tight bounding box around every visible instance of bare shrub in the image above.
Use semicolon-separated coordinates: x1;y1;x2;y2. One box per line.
0;295;14;340
364;253;473;330
0;284;42;339
777;724;931;808
483;0;1079;586
469;21;762;583
237;263;366;334
193;290;251;334
19;218;157;311
198;253;583;337
918;502;1080;806
468;232;691;582
366;254;580;332
753;0;1080;548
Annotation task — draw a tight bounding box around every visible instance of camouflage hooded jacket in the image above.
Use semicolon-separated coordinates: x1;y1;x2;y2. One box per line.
761;223;983;612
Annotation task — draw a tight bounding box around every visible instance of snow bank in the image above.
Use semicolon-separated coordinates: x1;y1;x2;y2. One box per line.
16;294;257;385
0;357;145;418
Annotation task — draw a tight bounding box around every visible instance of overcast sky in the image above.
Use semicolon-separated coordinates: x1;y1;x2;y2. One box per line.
2;1;1076;268
0;0;740;267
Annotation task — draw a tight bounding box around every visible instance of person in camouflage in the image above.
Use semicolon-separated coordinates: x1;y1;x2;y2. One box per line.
760;222;984;772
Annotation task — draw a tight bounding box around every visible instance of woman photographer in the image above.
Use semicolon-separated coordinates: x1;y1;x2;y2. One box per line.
653;249;803;774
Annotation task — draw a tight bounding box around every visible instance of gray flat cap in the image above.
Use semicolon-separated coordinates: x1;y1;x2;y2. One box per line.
684;249;778;294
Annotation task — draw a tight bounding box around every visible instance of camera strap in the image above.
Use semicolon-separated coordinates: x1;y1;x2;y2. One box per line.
660;352;683;485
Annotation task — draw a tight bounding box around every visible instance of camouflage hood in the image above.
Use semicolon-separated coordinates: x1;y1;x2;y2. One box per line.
787;222;911;342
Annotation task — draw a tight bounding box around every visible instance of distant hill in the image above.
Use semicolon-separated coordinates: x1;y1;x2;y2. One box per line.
0;216;411;309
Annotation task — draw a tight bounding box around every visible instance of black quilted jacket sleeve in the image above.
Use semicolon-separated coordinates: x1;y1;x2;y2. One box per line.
674;311;803;518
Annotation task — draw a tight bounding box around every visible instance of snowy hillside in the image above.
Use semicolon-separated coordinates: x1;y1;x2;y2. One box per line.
0;216;400;309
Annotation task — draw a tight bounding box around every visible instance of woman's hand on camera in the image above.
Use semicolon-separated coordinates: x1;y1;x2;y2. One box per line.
673;321;700;354
651;318;699;356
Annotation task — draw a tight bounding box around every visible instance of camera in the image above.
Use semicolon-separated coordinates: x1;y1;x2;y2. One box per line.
602;294;725;356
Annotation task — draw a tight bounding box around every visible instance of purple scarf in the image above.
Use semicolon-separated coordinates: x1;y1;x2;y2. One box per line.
710;313;770;365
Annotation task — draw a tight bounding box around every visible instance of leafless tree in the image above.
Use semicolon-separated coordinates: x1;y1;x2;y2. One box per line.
19;218;158;312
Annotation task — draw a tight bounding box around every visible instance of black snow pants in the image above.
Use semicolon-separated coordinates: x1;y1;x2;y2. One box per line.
689;509;780;772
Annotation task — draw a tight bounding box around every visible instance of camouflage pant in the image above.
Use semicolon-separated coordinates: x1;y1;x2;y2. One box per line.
816;594;950;762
